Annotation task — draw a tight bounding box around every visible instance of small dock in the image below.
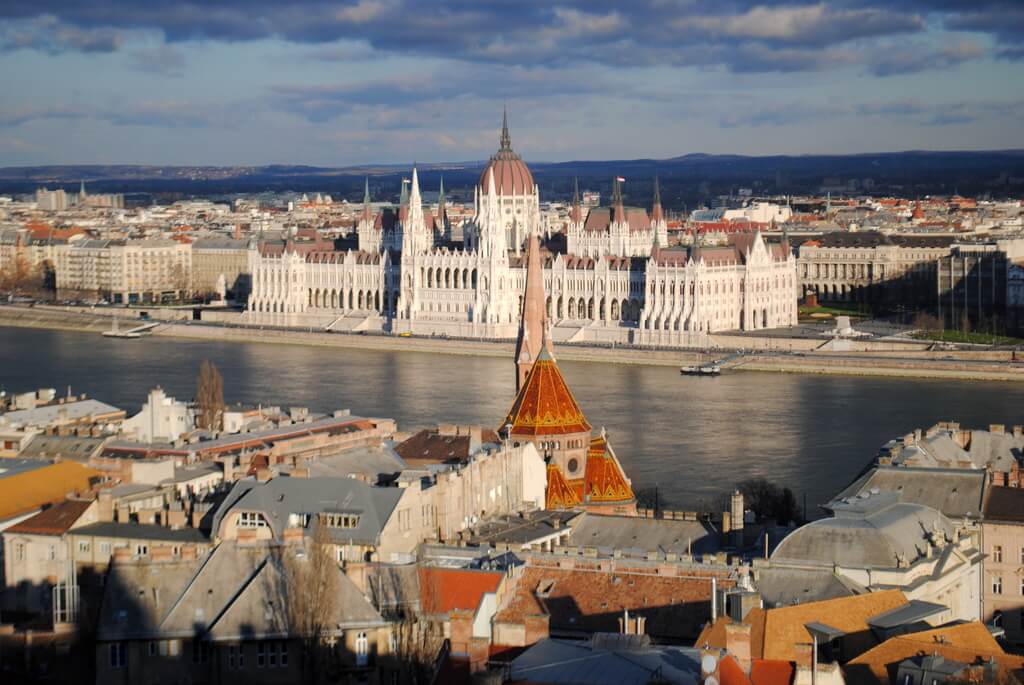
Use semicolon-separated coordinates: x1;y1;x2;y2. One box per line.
102;320;160;338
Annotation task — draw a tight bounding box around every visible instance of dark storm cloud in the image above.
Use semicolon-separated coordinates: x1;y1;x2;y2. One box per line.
0;1;1004;72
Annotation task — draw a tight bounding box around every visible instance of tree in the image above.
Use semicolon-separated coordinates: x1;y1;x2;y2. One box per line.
282;523;340;683
735;478;801;526
368;565;445;684
195;360;224;431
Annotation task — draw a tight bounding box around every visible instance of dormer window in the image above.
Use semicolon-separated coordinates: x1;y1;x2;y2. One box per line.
319;512;360;529
238;512;268;528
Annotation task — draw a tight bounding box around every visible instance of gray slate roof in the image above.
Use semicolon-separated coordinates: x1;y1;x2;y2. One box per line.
773;492;954;569
510;635;701;685
70;522;210;544
98;541;385;641
567;513;719;557
831;466;986;520
210;476;403;545
0;399;123;428
753;567;857;607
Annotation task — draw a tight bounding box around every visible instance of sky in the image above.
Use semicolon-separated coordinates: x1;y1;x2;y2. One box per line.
0;1;1022;166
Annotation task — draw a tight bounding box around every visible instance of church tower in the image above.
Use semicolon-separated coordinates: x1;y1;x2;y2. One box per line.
515;231;548;393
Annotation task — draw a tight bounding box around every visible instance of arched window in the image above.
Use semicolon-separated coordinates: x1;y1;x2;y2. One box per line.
355;632;368;667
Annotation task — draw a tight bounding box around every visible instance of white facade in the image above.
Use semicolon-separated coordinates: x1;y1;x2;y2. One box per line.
246;118;799;345
123;387;194;443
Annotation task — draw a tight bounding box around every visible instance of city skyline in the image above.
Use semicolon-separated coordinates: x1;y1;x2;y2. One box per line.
0;1;1022;166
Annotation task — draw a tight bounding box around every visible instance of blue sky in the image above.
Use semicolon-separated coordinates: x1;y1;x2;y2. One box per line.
0;1;1021;166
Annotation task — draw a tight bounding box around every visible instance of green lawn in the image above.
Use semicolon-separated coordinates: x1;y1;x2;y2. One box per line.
798;305;868;318
912;329;1024;346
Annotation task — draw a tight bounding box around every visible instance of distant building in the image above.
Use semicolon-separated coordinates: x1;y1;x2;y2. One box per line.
54;238;191;304
190;237;251;300
122;387;194;444
35;187;68;211
798;231;953;306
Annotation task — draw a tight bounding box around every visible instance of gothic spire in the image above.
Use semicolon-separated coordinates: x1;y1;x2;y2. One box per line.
500;105;512;151
651;175;664;223
399;176;409;206
570;177;582;223
436;175;447;231
612;176;625;224
362;177;372;222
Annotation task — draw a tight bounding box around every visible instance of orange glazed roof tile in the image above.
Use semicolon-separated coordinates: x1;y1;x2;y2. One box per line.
545;463;581;510
581;435;634;504
504;348;591;437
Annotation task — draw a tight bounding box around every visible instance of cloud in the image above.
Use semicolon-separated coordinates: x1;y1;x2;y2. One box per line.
128;45;187;76
0;100;248;129
0;1;1007;74
0;14;122;54
865;40;984;76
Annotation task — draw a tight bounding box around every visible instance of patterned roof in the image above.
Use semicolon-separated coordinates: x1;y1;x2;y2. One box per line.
504;348;591;437
578;435;635;504
546;463;582;510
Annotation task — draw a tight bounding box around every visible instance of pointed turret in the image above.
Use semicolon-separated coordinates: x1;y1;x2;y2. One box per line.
515;231;547;392
569;178;583;223
651;176;664;223
612;177;626;224
399;177;409;207
436;175;447;233
362;177;372;223
79;180;86;200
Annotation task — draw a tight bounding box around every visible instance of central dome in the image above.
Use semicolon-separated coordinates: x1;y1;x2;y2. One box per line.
479;111;534;196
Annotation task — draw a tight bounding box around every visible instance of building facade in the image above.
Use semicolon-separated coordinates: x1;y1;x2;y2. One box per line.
246;115;798;345
798;231;953;307
55;238;191;303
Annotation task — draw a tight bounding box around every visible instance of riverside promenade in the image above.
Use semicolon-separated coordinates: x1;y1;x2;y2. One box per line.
2;304;1023;382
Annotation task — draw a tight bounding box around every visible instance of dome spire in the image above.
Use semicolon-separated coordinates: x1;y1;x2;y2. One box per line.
500;105;511;151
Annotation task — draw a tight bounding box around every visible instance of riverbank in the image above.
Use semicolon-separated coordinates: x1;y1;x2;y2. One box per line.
3;304;1023;381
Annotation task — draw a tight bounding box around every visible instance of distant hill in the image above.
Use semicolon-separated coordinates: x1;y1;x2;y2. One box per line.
2;149;1022;208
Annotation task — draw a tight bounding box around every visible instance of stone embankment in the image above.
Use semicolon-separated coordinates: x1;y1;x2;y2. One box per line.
2;304;1022;381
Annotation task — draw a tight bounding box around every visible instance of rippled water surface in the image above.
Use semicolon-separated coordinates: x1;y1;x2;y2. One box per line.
2;326;1021;512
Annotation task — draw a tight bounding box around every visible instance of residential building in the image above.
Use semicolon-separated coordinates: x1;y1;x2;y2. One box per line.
54;238;191;303
94;540;391;685
2;498;98;616
981;486;1024;643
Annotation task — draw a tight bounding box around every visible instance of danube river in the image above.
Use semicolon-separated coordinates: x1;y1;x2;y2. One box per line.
3;326;1021;513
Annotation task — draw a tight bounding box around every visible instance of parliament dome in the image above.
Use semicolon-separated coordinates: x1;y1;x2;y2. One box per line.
479;111;534;196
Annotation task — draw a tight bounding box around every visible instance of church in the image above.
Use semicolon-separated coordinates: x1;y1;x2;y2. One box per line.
245;112;799;344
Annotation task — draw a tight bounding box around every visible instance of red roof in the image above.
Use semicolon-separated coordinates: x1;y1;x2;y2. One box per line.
576;435;634;505
719;655;795;685
418;567;503;615
545;463;581;510
6;499;92;536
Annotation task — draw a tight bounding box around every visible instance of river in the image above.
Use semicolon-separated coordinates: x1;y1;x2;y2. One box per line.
2;326;1021;514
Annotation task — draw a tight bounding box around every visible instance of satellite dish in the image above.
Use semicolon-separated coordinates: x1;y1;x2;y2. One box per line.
702;654;719;674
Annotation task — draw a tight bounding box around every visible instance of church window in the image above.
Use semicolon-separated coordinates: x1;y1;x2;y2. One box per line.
567;458;579;474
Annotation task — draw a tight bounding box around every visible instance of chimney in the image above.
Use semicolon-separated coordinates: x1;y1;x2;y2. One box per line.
97;490;114;522
990;424;1006;435
1013;425;1022;439
449;609;474;655
256;468;272;482
731;490;745;532
219;457;234;482
724;623;751;673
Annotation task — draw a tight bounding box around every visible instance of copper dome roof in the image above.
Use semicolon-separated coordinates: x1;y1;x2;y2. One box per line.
479;110;535;196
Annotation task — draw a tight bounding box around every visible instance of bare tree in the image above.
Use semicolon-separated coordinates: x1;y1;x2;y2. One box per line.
0;252;44;296
195;360;224;431
283;522;340;682
368;565;445;684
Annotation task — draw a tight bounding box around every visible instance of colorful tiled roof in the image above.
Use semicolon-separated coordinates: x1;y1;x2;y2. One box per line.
504;347;591;437
545;463;581;510
579;435;634;504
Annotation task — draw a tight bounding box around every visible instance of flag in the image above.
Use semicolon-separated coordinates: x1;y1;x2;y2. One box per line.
616;176;625;182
